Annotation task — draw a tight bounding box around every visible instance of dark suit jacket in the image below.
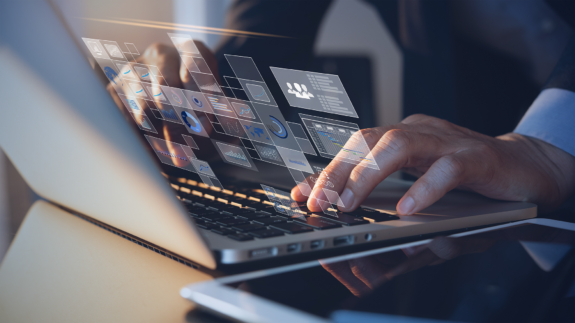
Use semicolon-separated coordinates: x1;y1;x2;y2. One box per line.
214;0;574;137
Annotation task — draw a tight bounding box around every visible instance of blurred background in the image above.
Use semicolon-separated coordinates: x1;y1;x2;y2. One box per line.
0;0;401;261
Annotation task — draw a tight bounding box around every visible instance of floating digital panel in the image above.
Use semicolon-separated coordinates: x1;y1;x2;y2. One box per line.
300;114;378;170
253;142;285;166
192;72;222;95
224;55;265;82
237;119;274;145
168;33;200;55
100;40;126;60
128;82;148;98
228;98;257;121
252;103;301;151
183;89;214;114
172;105;210;137
182;134;199;149
287;168;312;197
213;140;258;171
93;58;132;96
161;86;189;108
143;83;169;103
144;135;196;173
276;147;314;173
215;115;248;139
238;79;277;106
114;61;139;81
205;94;236;117
271;67;358;118
296;138;317;156
191;159;216;177
82;38;110;59
155;104;183;124
118;95;144;115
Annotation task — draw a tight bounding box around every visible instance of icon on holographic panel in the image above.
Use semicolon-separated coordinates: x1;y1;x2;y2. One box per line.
246;84;270;102
267;115;288;139
128;82;147;98
127;98;140;111
103;67;122;86
181;111;202;133
191;95;203;108
104;44;123;58
287;82;314;99
171;92;183;105
231;102;255;119
135;66;151;81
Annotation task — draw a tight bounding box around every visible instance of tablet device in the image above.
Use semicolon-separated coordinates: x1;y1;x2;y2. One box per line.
182;219;575;323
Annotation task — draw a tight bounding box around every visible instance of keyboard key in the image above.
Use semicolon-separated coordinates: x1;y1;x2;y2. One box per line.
241;200;261;207
196;222;219;230
314;213;370;226
194;210;219;216
237;212;270;221
232;223;266;232
293;217;341;230
270;222;314;234
216;218;249;227
253;217;287;225
359;212;400;222
201;214;234;222
211;227;237;235
227;233;254;241
249;229;285;239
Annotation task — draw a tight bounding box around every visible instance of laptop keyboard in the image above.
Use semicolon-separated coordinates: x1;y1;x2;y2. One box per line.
170;179;399;242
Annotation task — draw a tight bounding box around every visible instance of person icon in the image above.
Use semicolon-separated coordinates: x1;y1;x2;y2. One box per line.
287;82;313;99
287;82;298;96
301;84;314;98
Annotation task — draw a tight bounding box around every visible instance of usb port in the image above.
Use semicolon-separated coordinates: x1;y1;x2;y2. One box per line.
310;240;324;250
333;235;355;247
286;243;301;253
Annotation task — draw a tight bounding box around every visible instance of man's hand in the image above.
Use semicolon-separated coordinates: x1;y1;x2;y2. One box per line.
292;114;575;215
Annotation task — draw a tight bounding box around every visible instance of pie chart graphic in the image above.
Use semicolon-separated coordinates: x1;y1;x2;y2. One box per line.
181;111;202;133
268;115;288;138
172;92;183;105
191;95;203;108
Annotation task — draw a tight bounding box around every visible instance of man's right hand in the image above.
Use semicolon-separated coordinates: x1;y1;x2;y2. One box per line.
292;114;575;215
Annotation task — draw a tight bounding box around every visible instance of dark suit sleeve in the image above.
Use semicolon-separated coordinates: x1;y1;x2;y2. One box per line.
515;34;575;156
214;0;332;80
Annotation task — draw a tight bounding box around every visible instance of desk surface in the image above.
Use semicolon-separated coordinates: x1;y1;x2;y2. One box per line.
2;200;574;323
0;200;215;323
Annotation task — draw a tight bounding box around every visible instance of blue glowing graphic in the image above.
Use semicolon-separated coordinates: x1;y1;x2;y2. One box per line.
160;109;179;121
128;99;139;111
191;95;203;108
104;67;121;85
244;125;270;140
268;115;288;139
181;111;202;133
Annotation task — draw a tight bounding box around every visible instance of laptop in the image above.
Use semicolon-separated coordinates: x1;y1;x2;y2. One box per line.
0;0;536;270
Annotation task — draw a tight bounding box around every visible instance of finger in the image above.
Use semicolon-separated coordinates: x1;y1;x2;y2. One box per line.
307;127;387;212
334;129;446;212
320;260;371;297
140;43;182;88
396;152;473;215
